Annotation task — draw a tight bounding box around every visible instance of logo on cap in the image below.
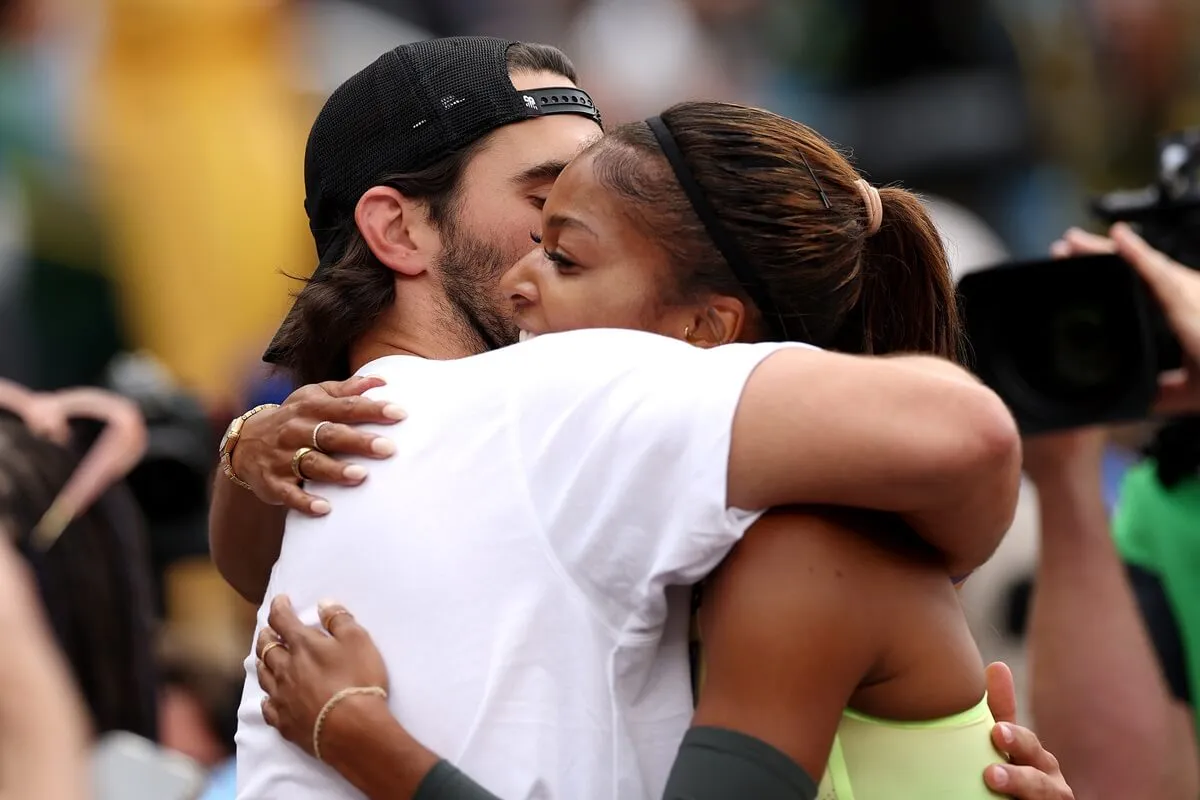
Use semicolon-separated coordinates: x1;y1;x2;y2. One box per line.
523;95;537;109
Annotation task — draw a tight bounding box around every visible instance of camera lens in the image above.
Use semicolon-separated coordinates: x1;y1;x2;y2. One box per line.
1005;291;1137;407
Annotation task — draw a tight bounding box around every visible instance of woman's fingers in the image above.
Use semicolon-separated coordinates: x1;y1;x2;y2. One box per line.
261;697;280;729
994;721;1061;777
313;422;397;461
294;449;371;486
318;600;361;641
985;662;1018;724
256;658;278;696
291;389;406;429
273;479;331;516
267;596;311;647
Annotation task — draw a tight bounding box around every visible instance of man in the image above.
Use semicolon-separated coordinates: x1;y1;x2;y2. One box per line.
1026;224;1200;799
222;37;1064;799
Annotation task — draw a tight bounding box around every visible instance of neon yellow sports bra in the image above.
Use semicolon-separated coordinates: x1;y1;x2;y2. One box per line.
815;696;1005;799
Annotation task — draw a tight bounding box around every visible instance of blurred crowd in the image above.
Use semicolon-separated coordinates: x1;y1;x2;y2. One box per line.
0;0;1198;797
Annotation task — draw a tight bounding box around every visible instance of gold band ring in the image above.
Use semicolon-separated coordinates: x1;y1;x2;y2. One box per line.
323;609;350;633
260;640;286;664
292;447;316;481
312;421;332;452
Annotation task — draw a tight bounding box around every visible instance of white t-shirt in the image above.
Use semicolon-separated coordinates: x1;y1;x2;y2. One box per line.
235;328;804;800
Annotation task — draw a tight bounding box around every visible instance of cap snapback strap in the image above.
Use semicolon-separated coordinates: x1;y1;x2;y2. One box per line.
516;86;602;128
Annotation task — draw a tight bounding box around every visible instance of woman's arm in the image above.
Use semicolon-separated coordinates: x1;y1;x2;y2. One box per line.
689;510;882;778
693;509;1076;800
729;349;1021;576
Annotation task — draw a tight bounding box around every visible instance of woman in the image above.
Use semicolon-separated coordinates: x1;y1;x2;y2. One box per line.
247;102;1065;798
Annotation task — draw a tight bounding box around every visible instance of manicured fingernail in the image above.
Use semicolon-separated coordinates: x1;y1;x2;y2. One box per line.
318;598;338;611
364;374;387;382
310;499;331;515
988;765;1009;788
371;437;396;456
383;404;407;420
998;723;1014;745
343;464;367;481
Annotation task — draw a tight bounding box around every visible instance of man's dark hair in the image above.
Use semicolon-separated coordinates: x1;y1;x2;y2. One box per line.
270;43;577;386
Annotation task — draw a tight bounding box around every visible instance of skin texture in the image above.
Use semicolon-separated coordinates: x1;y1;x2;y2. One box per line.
0;535;90;800
248;150;1063;798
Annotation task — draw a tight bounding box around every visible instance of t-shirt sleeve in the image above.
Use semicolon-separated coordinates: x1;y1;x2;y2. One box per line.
506;329;806;638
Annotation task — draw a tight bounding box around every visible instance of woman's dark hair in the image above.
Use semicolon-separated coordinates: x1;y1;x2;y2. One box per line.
0;413;159;740
271;42;579;386
588;102;963;360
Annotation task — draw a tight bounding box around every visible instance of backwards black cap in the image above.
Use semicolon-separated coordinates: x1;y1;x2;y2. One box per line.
264;36;602;365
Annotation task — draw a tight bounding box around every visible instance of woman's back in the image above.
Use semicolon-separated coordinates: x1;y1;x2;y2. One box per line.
693;508;1002;798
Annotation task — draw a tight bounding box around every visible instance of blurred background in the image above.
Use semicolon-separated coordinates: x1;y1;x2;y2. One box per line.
0;0;1197;795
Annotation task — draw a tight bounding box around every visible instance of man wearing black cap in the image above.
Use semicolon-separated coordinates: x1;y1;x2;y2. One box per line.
211;36;602;597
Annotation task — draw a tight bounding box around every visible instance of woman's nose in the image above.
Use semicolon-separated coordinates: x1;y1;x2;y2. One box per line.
501;250;541;310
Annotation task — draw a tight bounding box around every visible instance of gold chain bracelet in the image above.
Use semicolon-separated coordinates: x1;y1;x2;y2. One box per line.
312;686;388;762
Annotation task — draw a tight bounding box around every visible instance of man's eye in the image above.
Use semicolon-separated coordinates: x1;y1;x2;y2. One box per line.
530;196;547;210
530;231;543;245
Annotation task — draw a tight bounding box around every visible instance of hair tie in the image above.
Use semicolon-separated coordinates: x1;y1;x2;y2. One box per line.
855;179;882;236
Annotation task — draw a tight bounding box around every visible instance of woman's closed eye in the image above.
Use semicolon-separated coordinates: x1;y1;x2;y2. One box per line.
529;232;578;272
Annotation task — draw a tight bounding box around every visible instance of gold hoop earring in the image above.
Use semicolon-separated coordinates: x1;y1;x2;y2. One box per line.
683;326;691;341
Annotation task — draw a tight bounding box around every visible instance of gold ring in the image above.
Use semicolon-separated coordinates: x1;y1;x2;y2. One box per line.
323;609;350;633
312;421;332;452
291;447;316;481
260;640;286;664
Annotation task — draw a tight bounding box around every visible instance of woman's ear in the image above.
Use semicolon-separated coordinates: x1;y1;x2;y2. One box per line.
354;187;433;277
686;296;746;348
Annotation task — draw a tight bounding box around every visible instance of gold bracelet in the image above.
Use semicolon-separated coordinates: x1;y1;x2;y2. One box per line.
222;403;279;491
312;686;388;762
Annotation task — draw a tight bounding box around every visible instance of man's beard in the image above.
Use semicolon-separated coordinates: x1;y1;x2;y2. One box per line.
435;220;521;353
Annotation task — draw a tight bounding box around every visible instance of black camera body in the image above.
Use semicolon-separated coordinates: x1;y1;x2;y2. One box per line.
959;129;1200;434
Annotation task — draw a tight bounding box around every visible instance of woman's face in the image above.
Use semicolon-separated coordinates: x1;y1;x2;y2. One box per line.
499;151;699;342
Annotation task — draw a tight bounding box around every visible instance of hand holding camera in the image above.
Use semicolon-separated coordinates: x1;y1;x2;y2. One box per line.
1050;224;1200;416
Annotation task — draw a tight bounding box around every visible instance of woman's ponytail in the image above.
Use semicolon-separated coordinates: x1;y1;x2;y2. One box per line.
832;187;964;362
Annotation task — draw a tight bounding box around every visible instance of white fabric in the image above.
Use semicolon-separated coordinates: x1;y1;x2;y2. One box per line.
236;328;806;799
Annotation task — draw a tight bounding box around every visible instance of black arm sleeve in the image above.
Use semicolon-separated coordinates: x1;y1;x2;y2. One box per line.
412;761;502;800
663;726;819;800
412;727;818;800
1126;561;1191;705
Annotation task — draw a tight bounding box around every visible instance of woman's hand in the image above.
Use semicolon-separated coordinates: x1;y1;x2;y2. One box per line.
257;596;389;757
984;663;1075;799
231;376;407;515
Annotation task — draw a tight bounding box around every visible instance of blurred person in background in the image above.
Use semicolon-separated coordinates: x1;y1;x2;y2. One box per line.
759;0;1072;258
79;0;311;407
1025;225;1200;799
0;524;90;800
0;380;158;742
157;632;245;800
0;0;126;391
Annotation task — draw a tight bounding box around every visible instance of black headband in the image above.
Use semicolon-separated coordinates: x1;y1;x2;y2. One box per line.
645;115;791;342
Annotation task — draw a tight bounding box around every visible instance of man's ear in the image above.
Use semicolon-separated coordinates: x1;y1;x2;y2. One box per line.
355;187;437;277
